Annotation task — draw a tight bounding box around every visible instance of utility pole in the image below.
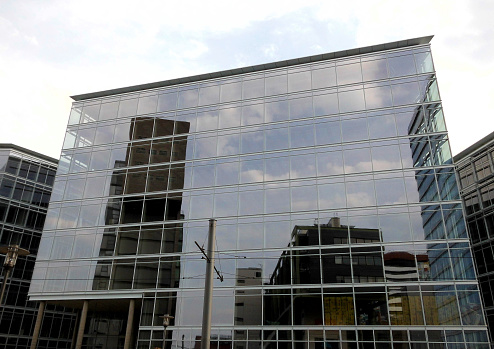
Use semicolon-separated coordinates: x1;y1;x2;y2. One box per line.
197;219;220;349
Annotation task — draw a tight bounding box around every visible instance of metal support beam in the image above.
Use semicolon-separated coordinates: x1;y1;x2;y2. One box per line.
124;299;135;349
30;301;45;349
75;300;88;349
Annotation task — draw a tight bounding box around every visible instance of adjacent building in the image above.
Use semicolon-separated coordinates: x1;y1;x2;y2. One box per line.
29;36;490;348
0;144;77;349
454;131;494;342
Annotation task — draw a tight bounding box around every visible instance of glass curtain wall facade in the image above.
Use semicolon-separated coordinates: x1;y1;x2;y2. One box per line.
29;36;490;348
455;131;494;342
0;144;77;349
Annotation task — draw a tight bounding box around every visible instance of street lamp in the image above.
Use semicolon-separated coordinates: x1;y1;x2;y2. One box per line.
0;244;30;306
160;314;174;349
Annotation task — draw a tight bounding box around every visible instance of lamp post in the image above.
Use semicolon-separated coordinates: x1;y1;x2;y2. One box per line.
160;314;174;349
0;244;30;306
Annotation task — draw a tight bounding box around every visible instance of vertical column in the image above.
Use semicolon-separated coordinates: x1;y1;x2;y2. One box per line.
30;301;46;349
123;299;135;349
75;300;89;349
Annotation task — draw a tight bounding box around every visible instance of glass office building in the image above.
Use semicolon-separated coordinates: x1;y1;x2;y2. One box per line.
455;131;494;343
0;144;77;349
29;36;490;348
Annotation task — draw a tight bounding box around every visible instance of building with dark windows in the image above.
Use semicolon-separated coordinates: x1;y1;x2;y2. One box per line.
29;36;491;348
455;131;494;342
0;144;77;349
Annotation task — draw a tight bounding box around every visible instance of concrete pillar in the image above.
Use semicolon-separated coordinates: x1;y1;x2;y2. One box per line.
123;299;135;349
30;301;46;349
75;300;89;349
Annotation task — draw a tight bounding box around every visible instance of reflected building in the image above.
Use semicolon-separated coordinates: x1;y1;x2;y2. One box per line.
455;131;494;342
29;36;491;348
0;144;77;349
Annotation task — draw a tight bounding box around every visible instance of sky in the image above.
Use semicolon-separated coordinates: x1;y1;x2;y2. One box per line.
0;0;493;159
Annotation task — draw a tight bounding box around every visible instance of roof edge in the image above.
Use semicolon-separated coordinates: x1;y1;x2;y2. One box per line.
0;143;58;164
71;35;434;102
454;131;494;163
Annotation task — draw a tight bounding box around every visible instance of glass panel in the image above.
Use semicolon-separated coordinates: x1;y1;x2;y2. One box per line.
371;145;402;171
81;104;100;123
265;100;288;123
365;86;393;109
214;192;238;217
178;88;198;109
368;114;397;139
242;104;264;126
388;54;417;78
316;151;344;176
99;101;119;121
288;70;311;92
361;59;388;81
337;63;362;85
240;159;263;184
313;93;338;116
118;98;138;118
341;117;368;143
150;139;172;164
197;110;219;132
312;66;336;89
239;190;263;215
218;107;241;129
265;156;289;181
133;118;154;139
290;124;314;148
158;91;178;112
291;185;317;211
217;133;240;156
68;107;82;125
113;122;132;143
137;94;158;115
220;81;242;103
346;180;376;208
94;124;115;145
392;81;420;106
414;51;434;73
216;161;239;186
199;85;220;106
265;127;289;151
290;153;316;179
265;74;287;96
192;163;215;188
290;97;313;120
154;117;175;137
265;187;290;214
243;78;264;99
241;130;263;153
343;148;372;174
338;89;365;113
194;136;217;159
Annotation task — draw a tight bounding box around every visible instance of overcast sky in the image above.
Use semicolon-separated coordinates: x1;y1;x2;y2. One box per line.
1;0;493;159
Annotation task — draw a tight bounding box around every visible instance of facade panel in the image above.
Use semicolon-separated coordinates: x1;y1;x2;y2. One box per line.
30;37;490;348
455;131;494;343
0;144;77;349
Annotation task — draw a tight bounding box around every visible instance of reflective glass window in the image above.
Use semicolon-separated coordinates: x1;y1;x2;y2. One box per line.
196;110;219;132
118;98;138;118
316;151;344;176
265;100;288;123
265;156;289;181
113;122;132;143
217;133;240;156
343;147;372;174
242;103;264;126
265;187;290;214
216;161;239;186
414;51;434;73
218;106;241;129
392;81;420;106
313;93;338;116
288;70;311;92
290;97;313;120
243;78;264;99
158;91;178;112
365;86;393;109
361;59;388;81
338;89;365;113
81;104;100;123
290;153;316;179
199;84;220;106
220;81;242;103
341;117;368;143
265;127;289;151
137;94;158;115
368;114;397;139
94;124;115;145
312;66;337;89
240;158;263;184
194;135;217;159
178;88;198;109
68;107;82;125
153;117;175;137
214;192;238;217
265;74;287;96
388;54;417;78
99;101;119;121
290;123;315;148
